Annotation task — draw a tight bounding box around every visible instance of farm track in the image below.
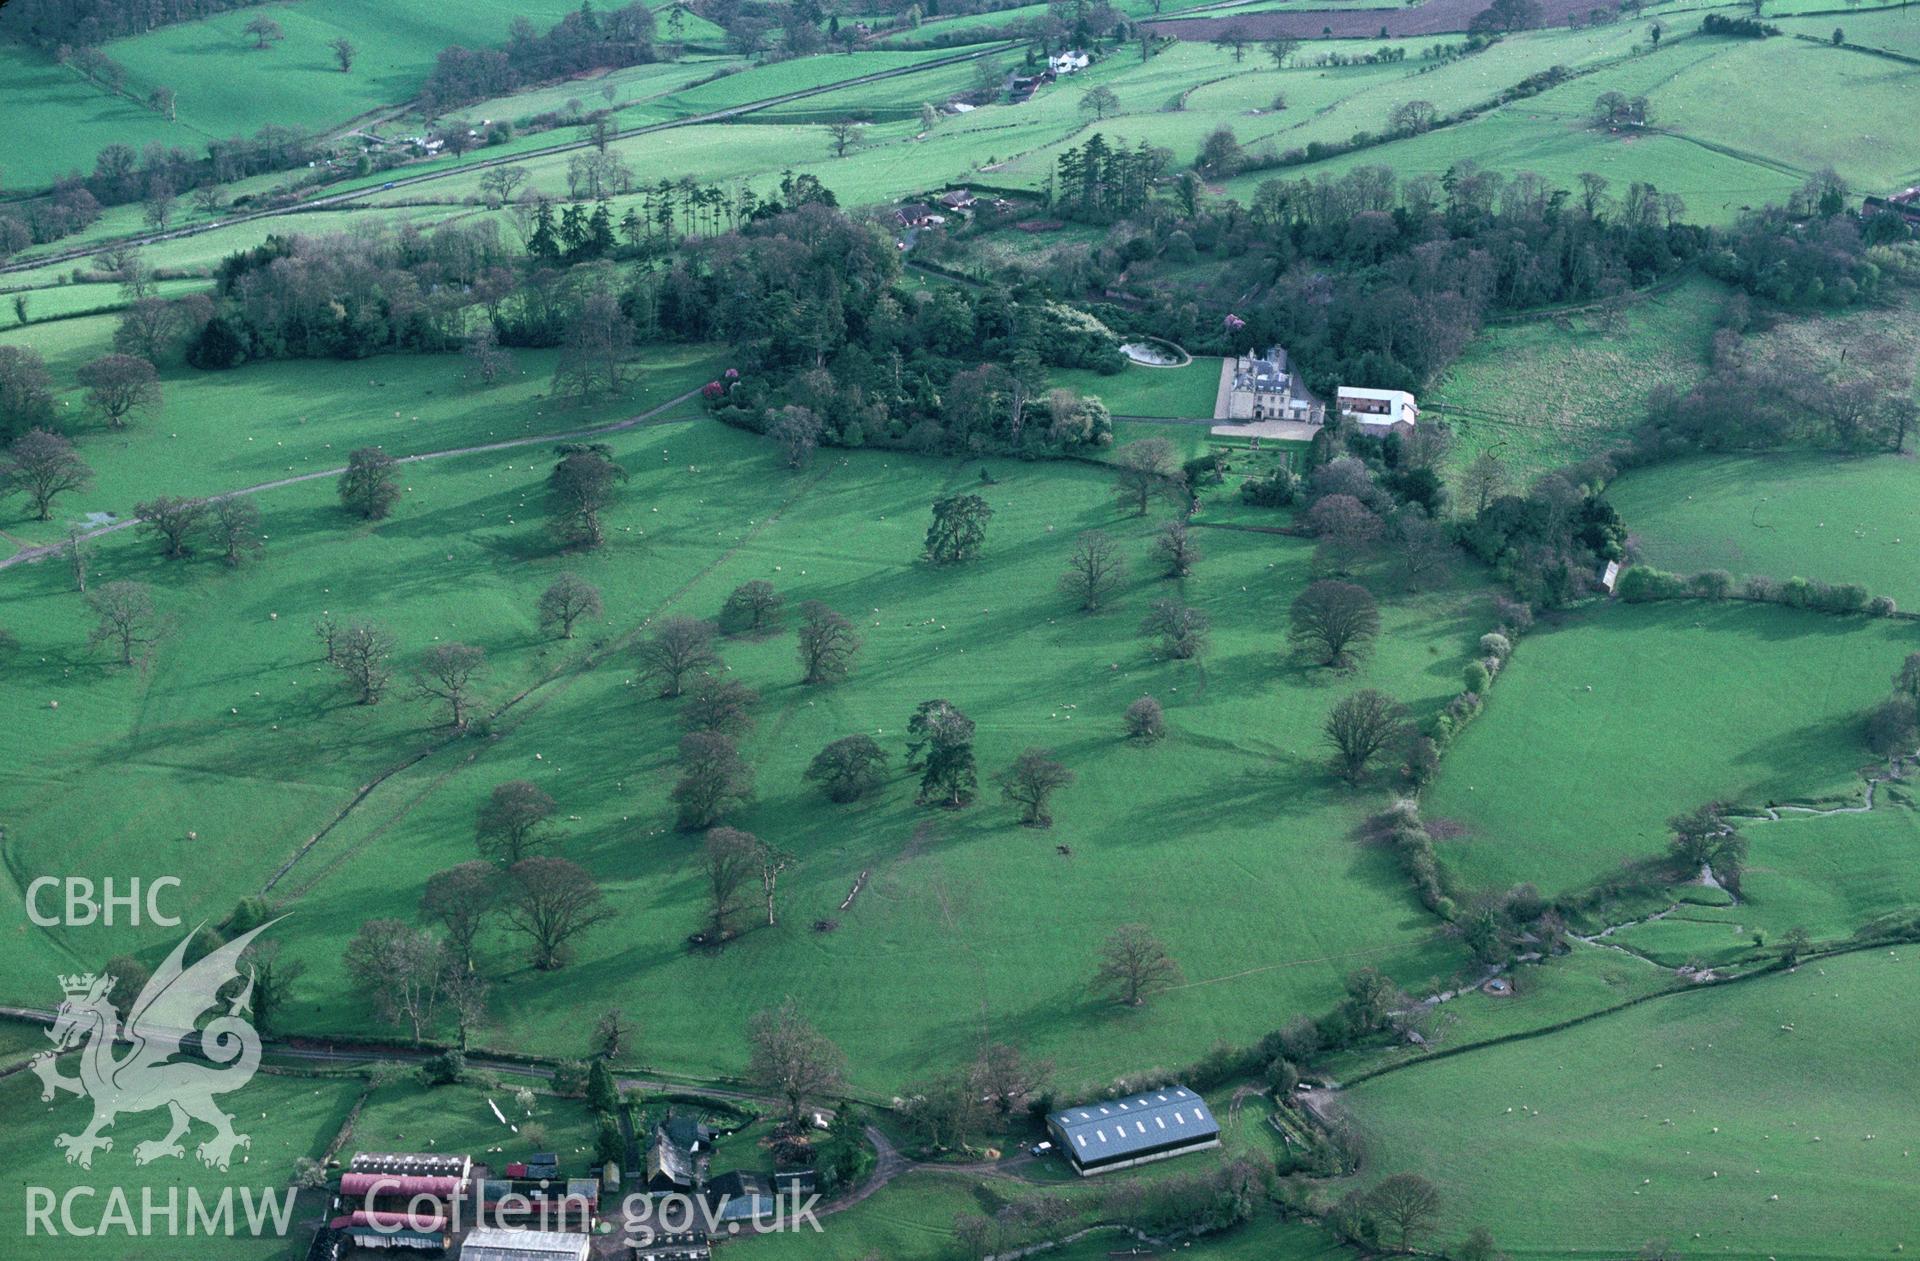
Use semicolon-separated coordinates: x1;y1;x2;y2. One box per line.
0;43;1021;279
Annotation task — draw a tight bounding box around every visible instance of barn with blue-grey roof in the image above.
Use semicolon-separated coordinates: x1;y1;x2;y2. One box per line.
1045;1085;1221;1175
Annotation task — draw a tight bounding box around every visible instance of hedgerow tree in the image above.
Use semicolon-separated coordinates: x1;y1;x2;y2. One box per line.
746;998;847;1131
476;780;559;864
1289;580;1381;668
1091;923;1181;1006
924;493;993;563
537;573;602;639
1366;1173;1441;1253
804;734;889;803
339;447;402;520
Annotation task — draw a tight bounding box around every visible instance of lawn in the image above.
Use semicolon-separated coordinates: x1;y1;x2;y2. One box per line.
1421;600;1914;898
1051;358;1221;419
1336;947;1920;1259
1611;452;1920;612
0;401;1487;1094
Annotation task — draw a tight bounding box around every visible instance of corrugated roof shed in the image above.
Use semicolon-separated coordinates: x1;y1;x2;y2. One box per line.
1047;1086;1219;1163
459;1228;590;1261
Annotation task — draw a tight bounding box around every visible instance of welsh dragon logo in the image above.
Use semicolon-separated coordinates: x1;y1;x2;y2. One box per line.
30;921;276;1171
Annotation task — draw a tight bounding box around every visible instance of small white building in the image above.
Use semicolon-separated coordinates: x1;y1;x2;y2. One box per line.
1337;386;1419;433
1049;50;1091;75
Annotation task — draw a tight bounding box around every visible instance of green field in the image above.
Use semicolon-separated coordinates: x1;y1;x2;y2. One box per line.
1612;452;1920;611
0;410;1482;1089
0;1069;357;1259
1338;948;1920;1259
1429;275;1726;479
1051;358;1221;419
1421;601;1914;898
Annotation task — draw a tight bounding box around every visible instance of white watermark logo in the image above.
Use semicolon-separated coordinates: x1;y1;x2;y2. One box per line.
30;921;275;1171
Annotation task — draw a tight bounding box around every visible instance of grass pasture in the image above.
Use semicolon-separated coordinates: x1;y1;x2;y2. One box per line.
1611;453;1920;611
1427;275;1725;479
0;1069;357;1259
1337;947;1920;1259
1421;601;1913;898
0;407;1485;1093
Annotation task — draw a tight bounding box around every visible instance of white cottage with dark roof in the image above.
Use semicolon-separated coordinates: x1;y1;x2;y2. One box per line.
1045;1085;1221;1175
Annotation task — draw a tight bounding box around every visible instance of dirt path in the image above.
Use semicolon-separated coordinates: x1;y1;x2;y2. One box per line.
0;386;704;569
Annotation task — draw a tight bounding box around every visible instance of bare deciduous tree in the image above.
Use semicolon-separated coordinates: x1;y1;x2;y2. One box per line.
1152;518;1201;578
414;642;487;728
747;998;848;1129
333;621;398;704
699;826;762;943
1139;597;1209;660
1289;580;1381;668
1323;689;1408;783
134;495;207;559
206;497;263;567
422;861;503;971
475;780;559;864
1;429;92;520
1111;438;1187;515
78;353;161;429
343;920;449;1043
995;747;1075;826
1059;531;1127;611
637;617;721;697
804;734;889;803
1091;923;1182;1006
796;600;860;684
339;447;402;520
86;581;163;666
672;731;754;829
721;579;783;632
537;573;602;639
502;856;612;970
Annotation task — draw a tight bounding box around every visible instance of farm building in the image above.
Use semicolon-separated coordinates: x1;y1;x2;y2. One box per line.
326;1208;448;1251
349;1152;473;1179
1049;50;1091;74
1864;187;1920;228
1046;1086;1220;1175
707;1170;781;1222
1337;386;1419;433
459;1228;591;1261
